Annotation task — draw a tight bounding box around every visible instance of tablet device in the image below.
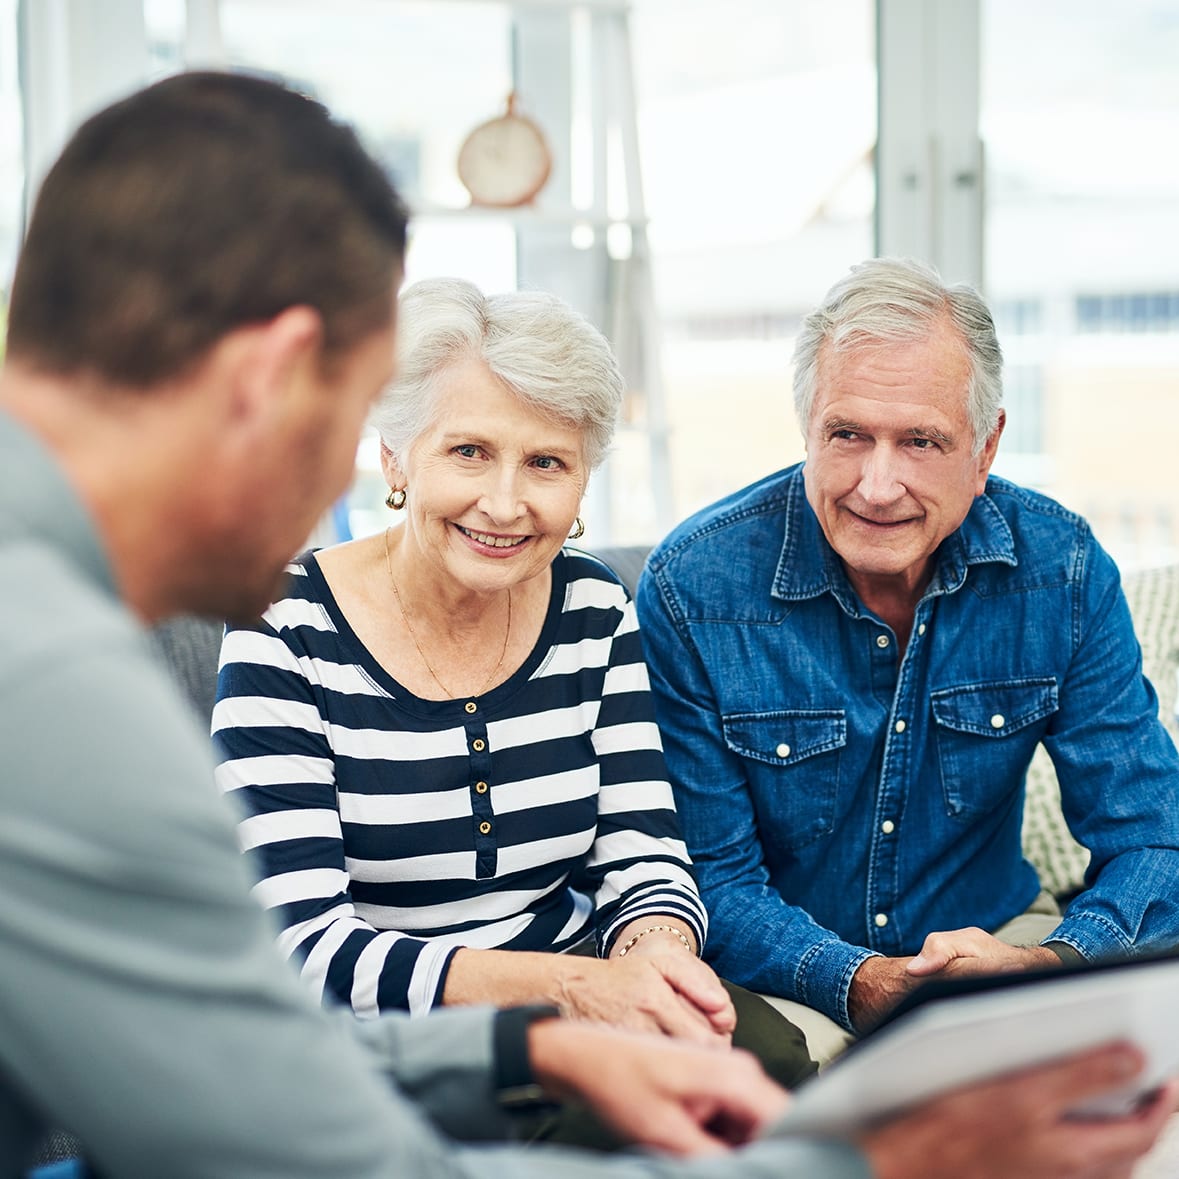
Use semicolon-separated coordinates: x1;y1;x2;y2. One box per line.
770;951;1179;1139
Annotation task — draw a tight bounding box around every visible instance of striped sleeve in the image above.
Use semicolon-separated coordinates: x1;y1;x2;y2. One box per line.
568;566;709;956
211;569;458;1018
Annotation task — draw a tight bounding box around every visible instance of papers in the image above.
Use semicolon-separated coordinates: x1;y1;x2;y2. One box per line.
772;954;1179;1138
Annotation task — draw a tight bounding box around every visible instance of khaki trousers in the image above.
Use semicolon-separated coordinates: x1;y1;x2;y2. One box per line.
757;891;1064;1070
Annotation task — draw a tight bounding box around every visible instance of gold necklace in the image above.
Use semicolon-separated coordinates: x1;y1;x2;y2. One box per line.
383;527;512;699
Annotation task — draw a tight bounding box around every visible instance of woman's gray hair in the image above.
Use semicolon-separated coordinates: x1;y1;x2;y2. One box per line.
371;276;623;470
792;257;1004;456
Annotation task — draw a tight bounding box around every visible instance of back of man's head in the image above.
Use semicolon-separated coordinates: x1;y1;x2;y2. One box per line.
6;70;408;387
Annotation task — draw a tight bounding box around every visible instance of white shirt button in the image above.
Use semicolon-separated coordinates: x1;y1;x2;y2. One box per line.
874;913;889;928
917;623;926;636
990;714;1006;729
881;819;896;834
775;743;791;758
876;634;890;649
894;719;906;734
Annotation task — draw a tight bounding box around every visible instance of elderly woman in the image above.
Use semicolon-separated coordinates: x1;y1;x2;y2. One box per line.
213;277;810;1088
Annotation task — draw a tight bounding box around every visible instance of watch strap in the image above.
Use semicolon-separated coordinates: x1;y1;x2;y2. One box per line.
493;1004;562;1110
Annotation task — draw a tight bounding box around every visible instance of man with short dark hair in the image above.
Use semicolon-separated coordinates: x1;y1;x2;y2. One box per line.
1;77;1174;1179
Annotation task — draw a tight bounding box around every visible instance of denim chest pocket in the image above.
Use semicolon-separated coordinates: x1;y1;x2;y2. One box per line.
721;710;846;847
930;679;1058;818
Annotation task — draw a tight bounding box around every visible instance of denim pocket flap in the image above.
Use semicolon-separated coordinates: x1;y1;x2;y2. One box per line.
721;709;847;766
930;679;1058;738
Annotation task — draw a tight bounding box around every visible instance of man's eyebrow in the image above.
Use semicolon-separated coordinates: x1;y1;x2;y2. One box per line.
905;425;955;445
820;417;957;446
822;415;862;433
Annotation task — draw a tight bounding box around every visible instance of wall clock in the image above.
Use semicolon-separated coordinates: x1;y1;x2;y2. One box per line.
456;93;553;208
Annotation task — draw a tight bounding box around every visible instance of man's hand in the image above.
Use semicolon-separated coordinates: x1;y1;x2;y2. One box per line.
527;1019;790;1156
850;929;1063;1031
907;926;1061;979
862;1043;1179;1179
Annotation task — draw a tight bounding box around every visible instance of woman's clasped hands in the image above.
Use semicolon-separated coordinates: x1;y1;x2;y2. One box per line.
555;924;737;1047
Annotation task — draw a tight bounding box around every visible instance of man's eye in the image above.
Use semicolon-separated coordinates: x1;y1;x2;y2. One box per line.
909;437;937;451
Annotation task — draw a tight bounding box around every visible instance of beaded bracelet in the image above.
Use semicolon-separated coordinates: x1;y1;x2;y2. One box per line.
616;923;695;958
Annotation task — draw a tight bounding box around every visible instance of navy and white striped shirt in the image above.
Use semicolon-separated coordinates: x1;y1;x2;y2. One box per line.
213;548;706;1017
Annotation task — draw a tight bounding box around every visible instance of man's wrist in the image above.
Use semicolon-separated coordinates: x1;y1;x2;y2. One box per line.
1042;940;1085;966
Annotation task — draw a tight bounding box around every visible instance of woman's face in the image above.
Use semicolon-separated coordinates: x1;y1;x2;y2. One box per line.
389;357;589;595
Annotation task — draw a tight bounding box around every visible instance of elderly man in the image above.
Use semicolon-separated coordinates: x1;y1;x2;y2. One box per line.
1;79;1174;1179
636;256;1179;1063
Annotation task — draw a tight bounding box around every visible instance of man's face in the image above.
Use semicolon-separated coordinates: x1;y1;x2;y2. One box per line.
802;314;1002;606
219;297;399;622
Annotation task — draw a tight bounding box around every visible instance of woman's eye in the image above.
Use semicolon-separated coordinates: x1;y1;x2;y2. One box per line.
533;455;563;471
454;445;479;459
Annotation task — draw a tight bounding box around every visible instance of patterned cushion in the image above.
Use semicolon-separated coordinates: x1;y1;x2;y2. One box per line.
1022;564;1179;897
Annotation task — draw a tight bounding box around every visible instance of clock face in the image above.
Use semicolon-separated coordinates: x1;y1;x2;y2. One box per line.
457;112;552;208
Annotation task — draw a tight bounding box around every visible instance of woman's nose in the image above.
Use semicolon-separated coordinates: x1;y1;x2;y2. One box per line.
477;468;524;523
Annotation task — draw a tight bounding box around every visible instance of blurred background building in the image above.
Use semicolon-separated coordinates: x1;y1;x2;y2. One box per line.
3;0;1178;570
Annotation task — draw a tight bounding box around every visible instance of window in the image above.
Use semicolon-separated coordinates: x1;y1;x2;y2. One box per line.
983;0;1179;570
630;0;875;525
0;0;23;340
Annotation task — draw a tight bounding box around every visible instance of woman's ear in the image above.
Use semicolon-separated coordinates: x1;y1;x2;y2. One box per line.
379;439;405;491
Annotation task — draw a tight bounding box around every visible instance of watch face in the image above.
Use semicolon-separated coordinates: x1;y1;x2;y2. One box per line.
457;113;552;207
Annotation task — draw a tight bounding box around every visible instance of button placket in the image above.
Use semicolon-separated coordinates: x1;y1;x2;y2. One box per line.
870;612;921;956
467;716;496;878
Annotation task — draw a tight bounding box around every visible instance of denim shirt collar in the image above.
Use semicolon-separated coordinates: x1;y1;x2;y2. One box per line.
770;465;1018;614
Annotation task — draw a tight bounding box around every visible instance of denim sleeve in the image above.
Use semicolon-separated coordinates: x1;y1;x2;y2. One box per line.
1042;536;1179;958
635;565;873;1030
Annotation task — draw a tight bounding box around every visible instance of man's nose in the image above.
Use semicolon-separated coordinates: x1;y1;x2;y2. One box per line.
856;445;906;505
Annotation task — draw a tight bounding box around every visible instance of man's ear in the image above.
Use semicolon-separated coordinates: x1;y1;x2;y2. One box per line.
225;306;324;428
974;408;1006;494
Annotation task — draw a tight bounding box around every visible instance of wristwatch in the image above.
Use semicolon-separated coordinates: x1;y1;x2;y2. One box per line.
493;1004;562;1110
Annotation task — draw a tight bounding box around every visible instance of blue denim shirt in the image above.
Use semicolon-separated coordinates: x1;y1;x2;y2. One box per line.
636;464;1179;1030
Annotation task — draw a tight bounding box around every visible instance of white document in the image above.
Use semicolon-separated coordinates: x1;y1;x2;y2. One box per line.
772;955;1179;1139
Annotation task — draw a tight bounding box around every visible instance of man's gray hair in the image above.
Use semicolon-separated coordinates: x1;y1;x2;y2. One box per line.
792;257;1004;455
371;277;623;470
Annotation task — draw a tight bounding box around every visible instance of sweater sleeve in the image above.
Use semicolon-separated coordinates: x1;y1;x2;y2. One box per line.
583;592;709;956
213;617;459;1016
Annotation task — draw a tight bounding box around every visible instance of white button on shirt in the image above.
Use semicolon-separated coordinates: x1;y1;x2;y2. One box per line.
776;743;791;758
894;719;906;734
917;623;926;636
881;820;896;834
874;913;889;928
991;714;1006;729
876;634;890;649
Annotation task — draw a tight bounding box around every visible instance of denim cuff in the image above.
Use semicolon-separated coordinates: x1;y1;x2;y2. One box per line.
1044;939;1087;965
796;940;878;1031
1050;911;1133;961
